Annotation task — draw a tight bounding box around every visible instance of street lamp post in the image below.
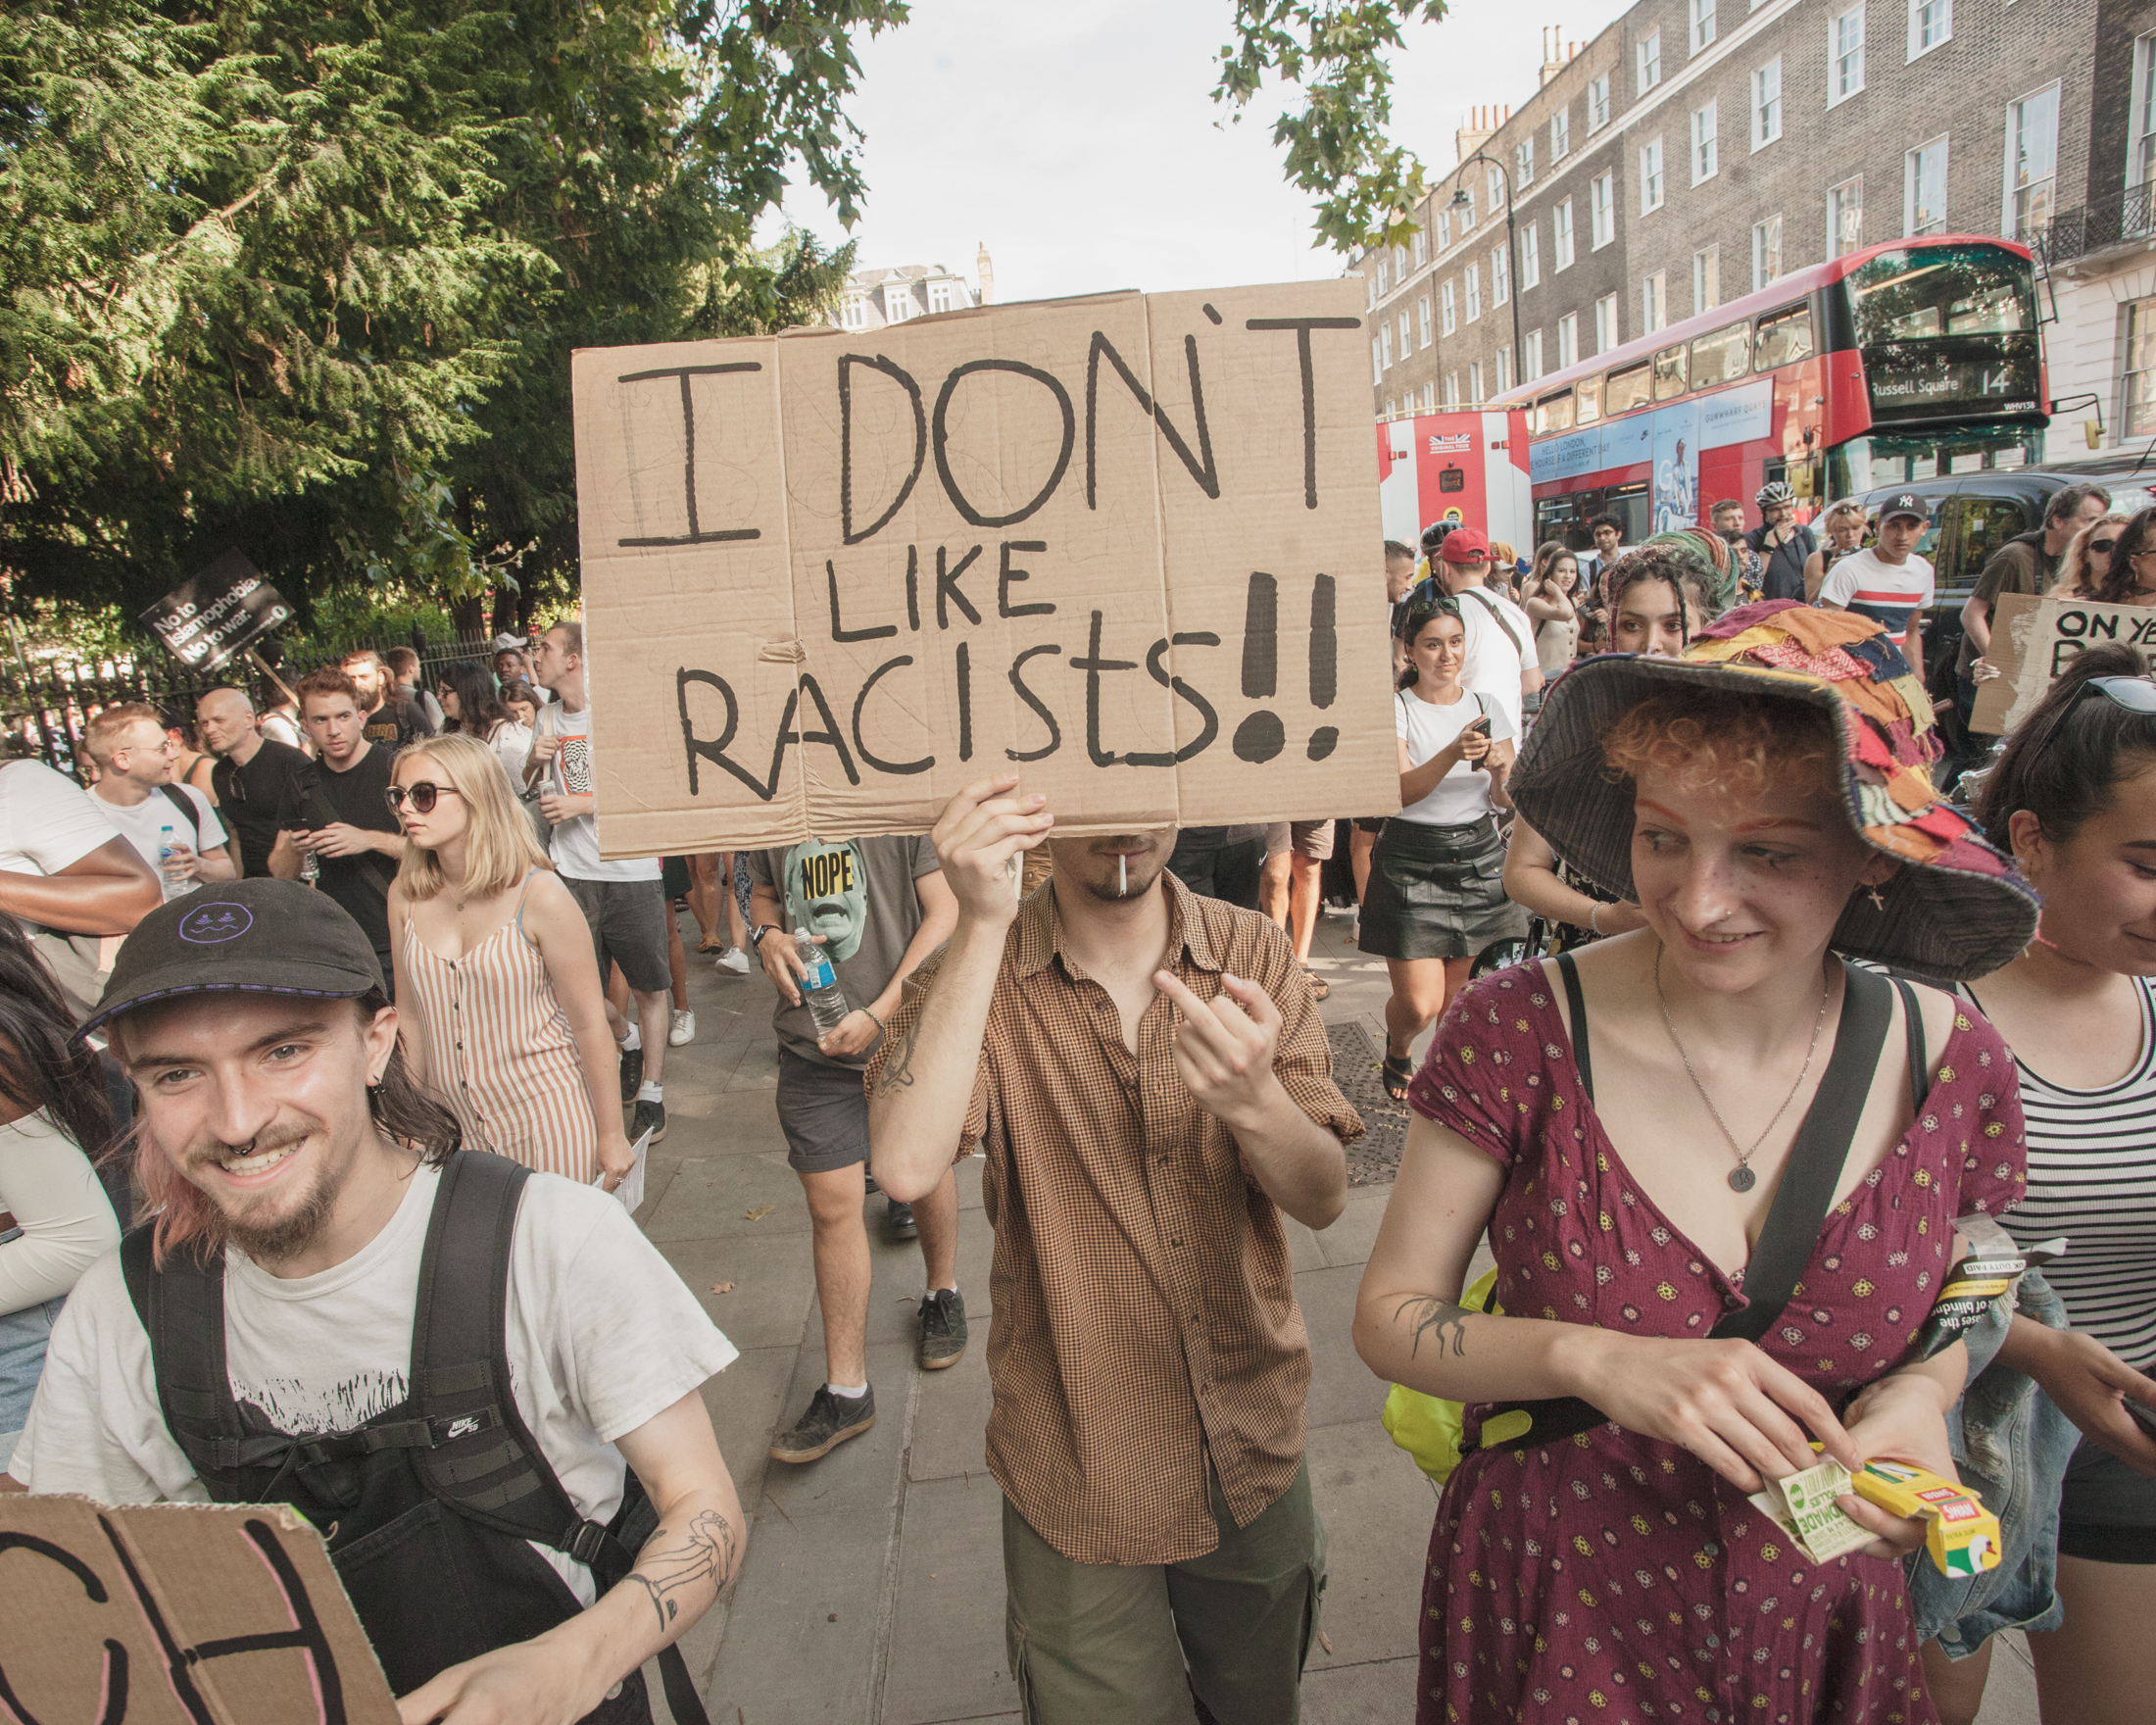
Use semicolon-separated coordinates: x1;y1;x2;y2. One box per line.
1448;151;1523;399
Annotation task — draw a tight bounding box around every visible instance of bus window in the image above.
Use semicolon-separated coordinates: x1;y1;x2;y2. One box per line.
1754;305;1814;370
1577;375;1602;424
1690;322;1751;386
1652;345;1688;401
1538;390;1575;432
1846;245;2037;344
1605;363;1652;418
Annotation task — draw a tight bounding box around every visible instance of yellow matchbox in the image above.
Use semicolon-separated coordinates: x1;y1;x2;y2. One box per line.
1852;1458;2002;1577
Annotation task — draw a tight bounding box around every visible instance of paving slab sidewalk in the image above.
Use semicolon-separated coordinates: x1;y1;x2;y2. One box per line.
642;906;2034;1725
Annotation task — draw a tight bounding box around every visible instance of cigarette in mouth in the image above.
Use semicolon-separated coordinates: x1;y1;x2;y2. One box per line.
1119;854;1127;896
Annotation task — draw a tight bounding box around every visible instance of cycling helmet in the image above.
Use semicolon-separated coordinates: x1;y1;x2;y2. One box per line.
1755;479;1796;509
1420;520;1456;557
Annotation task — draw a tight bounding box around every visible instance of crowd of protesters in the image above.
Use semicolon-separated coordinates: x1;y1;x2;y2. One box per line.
0;468;2152;1725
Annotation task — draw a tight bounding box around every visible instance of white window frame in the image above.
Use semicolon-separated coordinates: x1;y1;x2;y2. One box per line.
1444;371;1460;407
1441;279;1457;336
1690;0;1717;54
1468;361;1484;403
1422;380;1436;411
1589;73;1611;130
1380;324;1394;370
1412;228;1428;266
1908;0;1951;61
1465;263;1483;322
2003;81;2062;243
1557;313;1579;370
1828;175;1864;257
884;287;915;323
1829;4;1866;106
1752;213;1784;288
1526;328;1544;381
1517;136;1536;188
1418;295;1433;347
1521;222;1542;289
1905;135;1949;235
1366;271;1378;310
1692;102;1719;184
1638;30;1662;95
1398;310;1413;357
1555;199;1577;270
1491;244;1510;307
1594;293;1620;355
1640;138;1665;215
1752;59;1782;149
1438;207;1453;249
1592;172;1616;248
1488;166;1504;213
1642;271;1668;334
840;292;870;331
1384;397;1396;419
1376;257;1389;295
1552;107;1571;160
2132;31;2156;192
1371;339;1383;385
1459;185;1476;229
1495;346;1512;394
1693;244;1721;313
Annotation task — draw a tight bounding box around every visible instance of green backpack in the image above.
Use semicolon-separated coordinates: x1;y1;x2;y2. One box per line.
1379;1268;1499;1485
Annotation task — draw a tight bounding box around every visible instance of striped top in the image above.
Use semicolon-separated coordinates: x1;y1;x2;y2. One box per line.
401;874;597;1182
1817;547;1936;639
1965;976;2156;1369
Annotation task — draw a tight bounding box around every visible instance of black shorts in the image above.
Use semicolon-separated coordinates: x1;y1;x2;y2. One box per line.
2058;1440;2156;1565
561;874;671;996
775;1047;870;1174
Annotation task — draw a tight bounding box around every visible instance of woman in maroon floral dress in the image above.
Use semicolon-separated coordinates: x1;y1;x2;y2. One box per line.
1354;600;2040;1724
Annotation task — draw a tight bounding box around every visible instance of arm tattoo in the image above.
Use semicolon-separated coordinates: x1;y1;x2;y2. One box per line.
624;1507;737;1634
874;1008;924;1095
1393;1296;1473;1359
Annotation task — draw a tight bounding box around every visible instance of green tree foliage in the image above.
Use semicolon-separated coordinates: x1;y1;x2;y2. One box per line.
0;0;898;628
1213;0;1447;253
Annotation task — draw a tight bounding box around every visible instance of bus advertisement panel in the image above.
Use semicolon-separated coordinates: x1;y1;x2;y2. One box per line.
1376;410;1533;549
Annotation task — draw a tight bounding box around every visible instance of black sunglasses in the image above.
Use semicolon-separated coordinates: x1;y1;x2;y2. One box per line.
2091;538;2120;554
384;781;463;814
2025;675;2156;765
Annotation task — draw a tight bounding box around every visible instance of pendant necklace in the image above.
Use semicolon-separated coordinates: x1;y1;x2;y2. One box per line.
1655;947;1832;1192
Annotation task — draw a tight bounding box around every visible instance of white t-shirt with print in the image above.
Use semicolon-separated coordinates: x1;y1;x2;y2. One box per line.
16;1163;736;1602
1396;687;1514;826
91;785;227;902
542;707;660;883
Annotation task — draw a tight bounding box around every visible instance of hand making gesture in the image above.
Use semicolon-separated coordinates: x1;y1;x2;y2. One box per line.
929;773;1054;931
1151;970;1288;1134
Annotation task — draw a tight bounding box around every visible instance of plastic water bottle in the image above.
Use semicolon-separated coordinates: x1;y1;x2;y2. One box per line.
157;821;198;897
794;929;850;1037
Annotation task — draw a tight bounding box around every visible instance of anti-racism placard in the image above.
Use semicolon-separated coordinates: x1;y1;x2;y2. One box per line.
0;1497;398;1723
1968;591;2156;733
139;550;293;675
570;281;1398;853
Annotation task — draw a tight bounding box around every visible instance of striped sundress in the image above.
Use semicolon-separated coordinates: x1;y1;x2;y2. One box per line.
401;874;598;1181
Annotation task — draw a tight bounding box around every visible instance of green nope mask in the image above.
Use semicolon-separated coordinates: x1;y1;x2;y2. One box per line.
785;839;867;964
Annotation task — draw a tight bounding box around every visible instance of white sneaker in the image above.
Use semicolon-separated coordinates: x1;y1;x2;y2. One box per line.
668;1009;696;1047
713;947;753;975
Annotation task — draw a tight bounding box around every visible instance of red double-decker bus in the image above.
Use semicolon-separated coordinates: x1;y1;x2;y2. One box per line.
1488;235;2046;550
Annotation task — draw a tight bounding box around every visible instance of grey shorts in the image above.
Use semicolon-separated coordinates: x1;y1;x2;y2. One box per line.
562;873;671;996
776;1047;871;1174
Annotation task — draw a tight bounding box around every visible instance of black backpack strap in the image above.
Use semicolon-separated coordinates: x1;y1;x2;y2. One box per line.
119;1225;290;1484
1895;977;1931;1112
1467;960;1895;1454
1553;953;1592;1103
156;783;202;847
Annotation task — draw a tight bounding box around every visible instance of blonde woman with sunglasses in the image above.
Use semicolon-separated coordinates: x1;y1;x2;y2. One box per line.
385;733;632;1187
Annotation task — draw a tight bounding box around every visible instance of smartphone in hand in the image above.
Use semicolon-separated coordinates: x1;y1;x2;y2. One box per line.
1462;715;1494;771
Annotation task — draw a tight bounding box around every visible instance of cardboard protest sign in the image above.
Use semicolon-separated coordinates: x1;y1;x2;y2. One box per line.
0;1496;398;1722
570;280;1397;853
1969;591;2156;733
139;550;294;675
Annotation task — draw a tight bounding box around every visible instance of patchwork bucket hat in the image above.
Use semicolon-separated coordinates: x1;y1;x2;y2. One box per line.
1511;599;2038;982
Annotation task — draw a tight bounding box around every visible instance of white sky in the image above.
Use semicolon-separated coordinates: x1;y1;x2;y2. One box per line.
771;0;1632;302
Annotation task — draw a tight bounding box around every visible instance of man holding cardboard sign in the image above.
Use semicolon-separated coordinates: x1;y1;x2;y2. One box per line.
13;880;744;1724
866;775;1358;1725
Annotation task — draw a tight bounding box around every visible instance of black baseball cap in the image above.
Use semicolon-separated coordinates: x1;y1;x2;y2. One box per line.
80;879;385;1037
1881;492;1929;524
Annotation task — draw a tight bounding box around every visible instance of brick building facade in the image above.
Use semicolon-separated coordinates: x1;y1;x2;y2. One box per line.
1362;0;2102;431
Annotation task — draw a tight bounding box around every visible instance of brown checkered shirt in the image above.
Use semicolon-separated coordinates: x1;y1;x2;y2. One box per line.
869;870;1361;1565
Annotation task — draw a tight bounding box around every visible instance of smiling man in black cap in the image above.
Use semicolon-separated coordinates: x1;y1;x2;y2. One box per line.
10;879;744;1725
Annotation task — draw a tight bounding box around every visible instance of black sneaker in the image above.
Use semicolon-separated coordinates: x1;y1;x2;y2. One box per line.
886;1199;917;1241
767;1385;876;1463
917;1290;968;1370
630;1097;667;1145
618;1042;643;1103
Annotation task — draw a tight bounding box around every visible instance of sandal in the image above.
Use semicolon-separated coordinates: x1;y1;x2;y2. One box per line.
1301;965;1331;1001
1382;1052;1415;1102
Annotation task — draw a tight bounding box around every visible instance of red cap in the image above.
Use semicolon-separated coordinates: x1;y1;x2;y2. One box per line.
1440;527;1491;564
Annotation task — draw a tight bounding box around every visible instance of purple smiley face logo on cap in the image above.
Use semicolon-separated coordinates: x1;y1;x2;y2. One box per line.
178;903;254;944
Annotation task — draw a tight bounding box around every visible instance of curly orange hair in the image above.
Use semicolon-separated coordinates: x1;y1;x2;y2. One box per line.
1601;687;1838;802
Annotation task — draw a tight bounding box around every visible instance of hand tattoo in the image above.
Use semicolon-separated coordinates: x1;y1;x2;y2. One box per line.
1394;1296;1472;1359
624;1508;737;1634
